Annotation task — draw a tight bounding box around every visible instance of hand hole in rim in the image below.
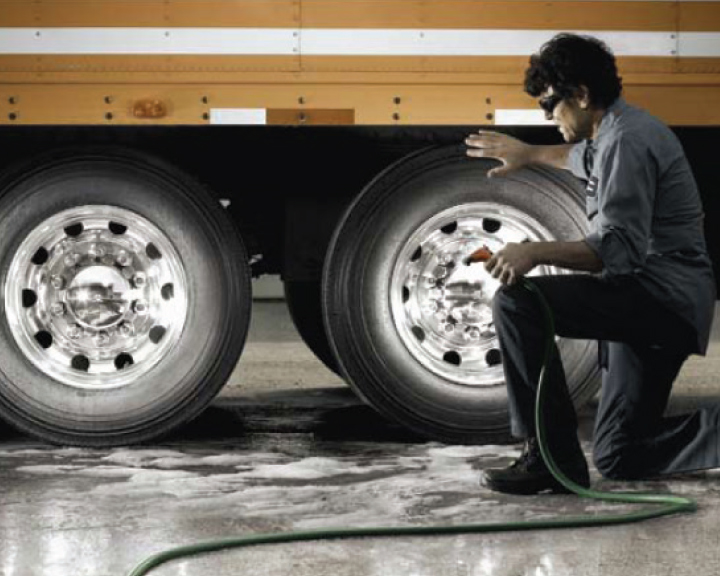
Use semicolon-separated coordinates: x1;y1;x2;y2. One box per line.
149;326;166;344
71;355;90;372
22;289;37;308
485;348;503;366
34;331;52;349
31;247;49;265
109;221;127;235
482;218;502;233
443;351;462;365
440;221;458;234
146;243;162;260
161;283;174;300
64;223;84;237
114;353;134;370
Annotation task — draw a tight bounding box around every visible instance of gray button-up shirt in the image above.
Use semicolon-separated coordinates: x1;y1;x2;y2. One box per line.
567;98;716;354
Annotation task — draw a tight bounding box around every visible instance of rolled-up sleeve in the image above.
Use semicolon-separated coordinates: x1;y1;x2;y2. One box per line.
584;135;656;276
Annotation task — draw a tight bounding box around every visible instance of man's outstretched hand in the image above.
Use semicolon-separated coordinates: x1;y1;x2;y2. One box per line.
465;131;533;178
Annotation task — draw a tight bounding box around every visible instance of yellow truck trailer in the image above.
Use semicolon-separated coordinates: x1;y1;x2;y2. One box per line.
0;0;718;445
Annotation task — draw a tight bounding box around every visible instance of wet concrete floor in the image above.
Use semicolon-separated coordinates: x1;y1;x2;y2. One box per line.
2;302;720;576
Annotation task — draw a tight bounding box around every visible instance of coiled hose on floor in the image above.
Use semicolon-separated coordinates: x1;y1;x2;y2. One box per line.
126;277;697;576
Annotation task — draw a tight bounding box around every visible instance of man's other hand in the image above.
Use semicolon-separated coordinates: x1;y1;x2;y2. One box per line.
485;243;537;285
465;131;533;178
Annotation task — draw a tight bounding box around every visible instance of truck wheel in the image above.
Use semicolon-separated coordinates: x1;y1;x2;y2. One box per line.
0;148;251;446
284;280;340;374
323;145;599;443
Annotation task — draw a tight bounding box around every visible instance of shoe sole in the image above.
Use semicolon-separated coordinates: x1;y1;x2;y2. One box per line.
479;471;590;496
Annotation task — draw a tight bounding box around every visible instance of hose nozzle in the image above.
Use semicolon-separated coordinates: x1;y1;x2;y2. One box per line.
463;245;493;265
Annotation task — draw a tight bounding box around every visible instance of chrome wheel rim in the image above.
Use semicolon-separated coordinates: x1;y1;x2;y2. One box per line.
5;206;188;390
390;202;560;387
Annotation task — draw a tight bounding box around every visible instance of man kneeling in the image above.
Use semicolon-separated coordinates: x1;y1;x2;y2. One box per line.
465;33;717;494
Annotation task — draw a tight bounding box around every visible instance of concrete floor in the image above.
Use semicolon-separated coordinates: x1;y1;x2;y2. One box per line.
2;301;720;576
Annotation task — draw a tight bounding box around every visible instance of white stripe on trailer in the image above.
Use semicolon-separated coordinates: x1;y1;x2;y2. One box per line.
678;33;720;57
494;109;555;126
0;28;718;58
301;30;677;57
210;109;267;125
0;28;299;55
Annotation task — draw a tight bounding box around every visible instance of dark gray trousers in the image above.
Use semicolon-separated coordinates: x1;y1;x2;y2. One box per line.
493;274;720;480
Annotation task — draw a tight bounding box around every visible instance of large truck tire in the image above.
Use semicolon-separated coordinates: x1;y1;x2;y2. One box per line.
284;280;340;374
323;145;600;443
0;148;252;446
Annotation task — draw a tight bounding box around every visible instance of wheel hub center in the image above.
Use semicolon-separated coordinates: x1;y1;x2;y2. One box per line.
66;265;131;329
418;246;494;337
390;205;558;387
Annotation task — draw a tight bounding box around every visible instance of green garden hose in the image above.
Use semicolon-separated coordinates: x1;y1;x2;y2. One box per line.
127;277;697;576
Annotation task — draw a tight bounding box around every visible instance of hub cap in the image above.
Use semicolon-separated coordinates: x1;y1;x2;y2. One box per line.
6;206;188;390
390;203;560;387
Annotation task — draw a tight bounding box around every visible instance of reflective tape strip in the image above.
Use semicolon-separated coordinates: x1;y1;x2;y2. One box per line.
0;28;299;55
210;109;267;125
679;32;720;57
494;109;554;126
0;28;717;57
301;30;677;57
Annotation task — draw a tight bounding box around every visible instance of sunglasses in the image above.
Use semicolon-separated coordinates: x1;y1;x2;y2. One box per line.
538;94;563;116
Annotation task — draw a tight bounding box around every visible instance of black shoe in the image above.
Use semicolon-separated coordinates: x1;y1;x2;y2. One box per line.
480;437;590;495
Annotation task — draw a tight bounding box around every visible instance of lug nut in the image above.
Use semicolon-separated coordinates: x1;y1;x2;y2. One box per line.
94;331;111;346
50;302;66;316
50;275;66;290
133;272;146;287
117;251;133;267
464;327;481;341
88;244;106;259
67;325;83;339
119;323;134;337
440;317;458;334
133;300;148;315
433;265;448;279
63;253;81;267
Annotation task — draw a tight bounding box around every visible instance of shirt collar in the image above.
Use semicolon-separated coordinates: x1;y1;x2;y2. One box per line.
587;97;626;150
596;97;626;139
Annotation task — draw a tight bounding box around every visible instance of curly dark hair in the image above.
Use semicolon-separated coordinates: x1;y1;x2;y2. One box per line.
524;33;623;108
